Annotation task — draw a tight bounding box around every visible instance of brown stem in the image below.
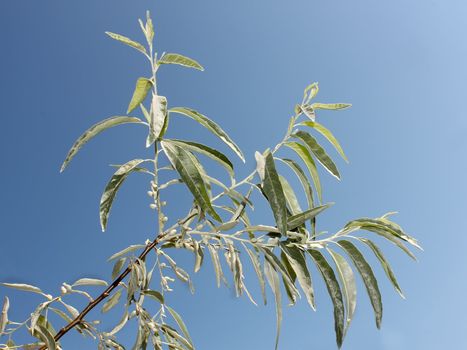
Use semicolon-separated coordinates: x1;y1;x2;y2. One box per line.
38;232;168;350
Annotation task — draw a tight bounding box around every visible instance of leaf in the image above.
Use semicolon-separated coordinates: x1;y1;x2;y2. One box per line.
303;82;319;104
208;245;226;288
300;121;348;162
294;131;340;180
299;104;316;121
312;103;351;110
142;290;164;303
169;107;245;162
162;141;221;221
278;158;314;207
112;258;127;280
308;249;345;348
158;53;204;71
101;289;122;313
280;244;315;310
145;11;154;44
192;239;204;273
127;77;152;114
166;306;194;346
108;244;146;261
0;296;9;334
34;324;56;350
60;116;143;172
161;325;193;350
100;159;146;231
264;259;282;350
287;203;333;230
278;175;302;214
255;151;266;182
1;283;43;295
327;248;357;336
167;139;234;178
147;95;168;147
284;141;322;202
338;240;383;328
72;278;108;287
105;31;147;54
243;244;267;305
49;307;73;324
360;238;404;298
262;153;288;236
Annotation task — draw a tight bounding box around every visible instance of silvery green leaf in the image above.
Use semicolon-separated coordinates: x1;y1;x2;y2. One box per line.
110;310;129;336
142;290;164;303
327;248;357;336
108;244;147;261
161;325;193;350
360;238;404;298
36;314;56;336
60;300;79;318
100;159;146;231
278;175;302;214
127;77;152;114
243;244;267;305
280;244;315;310
105;31;147;55
49;307;73;324
255;151;266;182
264;259;282;350
1;283;43;295
300;121;348;162
308;249;345;348
169;107;245;162
208;245;226;288
364;226;416;260
294;131;340;180
167;139;234;178
338;240;382;328
287;203;333;230
72;278;108;287
284;141;322;202
262;152;288;236
303;82;319;104
312;103;351;110
166;306;194;347
0;296;9;334
192;239;204;273
299;104;316;121
34;324;56;350
162;141;221;221
279;158;314;208
112;258;127;280
101;289;122;313
60;116;143;172
147;95;168;147
145;11;154;44
215;220;238;232
158;53;204;71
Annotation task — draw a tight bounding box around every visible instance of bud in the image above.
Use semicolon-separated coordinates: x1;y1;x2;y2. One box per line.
149;203;157;209
169;229;177;235
162;216;168;223
60;286;67;294
161;201;167;206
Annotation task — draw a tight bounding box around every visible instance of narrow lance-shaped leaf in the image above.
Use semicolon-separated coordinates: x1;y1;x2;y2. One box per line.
360;238;404;298
278;158;314;208
158;53;204;71
1;283;43;295
278;175;302;214
167;139;234;178
312;103;351;110
299;104;316;121
303;82;319;104
0;296;9;334
147;95;168;147
308;249;345;348
327;248;357;336
338;240;383;328
300;121;348;162
161;141;221;221
100;159;146;231
127;77;152;114
169;107;245;162
243;243;267;305
280;244;315;310
287;203;333;231
208;245;226;288
166;306;194;347
262;152;288;236
72;278;108;287
284;141;322;202
105;31;147;55
108;244;146;261
102;289;122;313
264;259;282;350
294;131;341;180
34;325;57;350
60;116;143;172
142;290;164;303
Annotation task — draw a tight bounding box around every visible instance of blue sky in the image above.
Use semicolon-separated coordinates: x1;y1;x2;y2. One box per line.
1;0;466;349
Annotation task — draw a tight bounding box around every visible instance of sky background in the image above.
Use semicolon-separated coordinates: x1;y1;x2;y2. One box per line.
1;0;466;349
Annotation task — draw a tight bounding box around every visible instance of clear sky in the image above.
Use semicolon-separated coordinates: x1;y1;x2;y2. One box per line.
1;0;466;349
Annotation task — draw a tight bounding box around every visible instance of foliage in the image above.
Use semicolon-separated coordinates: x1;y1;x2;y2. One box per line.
0;11;420;350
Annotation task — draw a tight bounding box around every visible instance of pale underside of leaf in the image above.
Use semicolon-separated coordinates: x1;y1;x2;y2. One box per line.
60;116;143;173
1;283;43;295
147;95;168;147
243;243;267;305
72;278;108;287
158;53;204;71
105;31;147;55
264;258;282;350
101;289;122;313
